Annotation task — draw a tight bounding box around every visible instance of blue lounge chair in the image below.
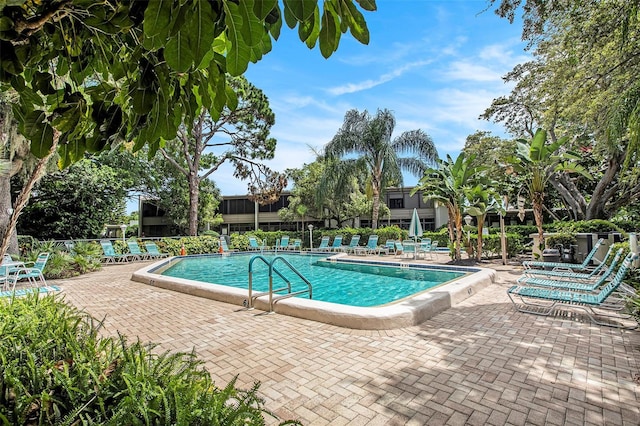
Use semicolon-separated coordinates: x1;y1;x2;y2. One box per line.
355;235;387;255
328;235;343;252
219;238;237;253
316;235;330;251
288;239;302;251
144;242;170;259
126;240;148;261
507;253;638;329
100;240;131;263
248;236;267;251
515;249;625;291
275;235;290;251
8;252;50;289
518;245;616;283
337;235;360;253
522;238;605;271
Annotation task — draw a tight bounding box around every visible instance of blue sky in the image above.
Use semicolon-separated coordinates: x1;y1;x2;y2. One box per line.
212;1;529;196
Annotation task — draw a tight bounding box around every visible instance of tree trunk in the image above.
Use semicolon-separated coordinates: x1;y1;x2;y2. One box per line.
548;173;587;220
454;210;462;261
532;194;544;250
0;136;58;259
0;172;18;255
585;155;621;219
476;215;485;261
188;172;199;236
371;185;380;230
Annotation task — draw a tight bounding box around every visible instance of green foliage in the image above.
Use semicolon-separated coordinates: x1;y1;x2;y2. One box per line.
504;225;538;238
475;233;526;259
546;233;577;249
16;160;129;239
611;219;640;233
160;236;220;256
0;294;295;425
552;219;626;235
0;1;375;163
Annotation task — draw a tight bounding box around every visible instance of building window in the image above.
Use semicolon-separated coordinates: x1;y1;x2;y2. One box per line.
389;198;404;209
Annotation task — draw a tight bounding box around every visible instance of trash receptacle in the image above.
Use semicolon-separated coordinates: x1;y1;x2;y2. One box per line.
542;248;560;269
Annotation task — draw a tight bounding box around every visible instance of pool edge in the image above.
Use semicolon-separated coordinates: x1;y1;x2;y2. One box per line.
131;256;497;330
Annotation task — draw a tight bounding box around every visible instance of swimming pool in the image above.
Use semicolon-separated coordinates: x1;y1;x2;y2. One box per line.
132;253;497;329
160;253;465;307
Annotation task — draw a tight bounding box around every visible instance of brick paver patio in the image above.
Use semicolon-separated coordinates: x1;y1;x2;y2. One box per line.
52;257;639;425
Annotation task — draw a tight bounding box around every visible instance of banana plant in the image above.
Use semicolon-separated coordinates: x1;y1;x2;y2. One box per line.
507;129;591;249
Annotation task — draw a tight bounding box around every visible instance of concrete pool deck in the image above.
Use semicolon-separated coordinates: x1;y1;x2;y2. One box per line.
130;252;497;329
52;253;639;425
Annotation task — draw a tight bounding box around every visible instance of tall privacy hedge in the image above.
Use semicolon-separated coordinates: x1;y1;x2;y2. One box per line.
0;294;299;425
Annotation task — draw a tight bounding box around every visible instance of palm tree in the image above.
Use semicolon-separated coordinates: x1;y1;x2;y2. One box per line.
412;153;480;261
507;129;590;249
321;109;438;229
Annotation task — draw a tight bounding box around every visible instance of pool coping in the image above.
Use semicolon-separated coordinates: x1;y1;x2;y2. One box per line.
131;253;497;330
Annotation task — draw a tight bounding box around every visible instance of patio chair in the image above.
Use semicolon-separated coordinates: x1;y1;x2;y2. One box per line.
144;242;170;259
8;252;50;289
337;235;360;253
384;240;396;255
248;236;267;251
126;240;148;261
275;235;290;251
519;245;616;283
429;241;439;254
522;238;605;271
100;240;131;263
355;235;387;256
400;240;416;259
415;239;432;259
507;253;639;329
312;236;331;252
219;238;238;253
328;235;343;252
515;249;625;291
0;264;17;291
289;239;302;251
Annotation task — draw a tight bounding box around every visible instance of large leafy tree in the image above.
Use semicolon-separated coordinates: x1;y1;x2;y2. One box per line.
16;160;129;239
0;0;376;258
322;108;438;230
159;76;282;235
483;1;640;220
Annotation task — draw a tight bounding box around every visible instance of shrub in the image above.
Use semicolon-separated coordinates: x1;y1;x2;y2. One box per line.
504;225;538;239
478;233;525;259
0;294;298;425
546;233;577;249
552;219;625;235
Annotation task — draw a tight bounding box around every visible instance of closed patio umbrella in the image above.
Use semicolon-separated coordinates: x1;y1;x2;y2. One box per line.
408;208;423;243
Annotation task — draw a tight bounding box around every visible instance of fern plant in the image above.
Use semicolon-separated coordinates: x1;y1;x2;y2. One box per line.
0;294;300;425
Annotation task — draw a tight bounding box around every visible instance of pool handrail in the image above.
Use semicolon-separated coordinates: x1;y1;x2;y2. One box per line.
247;255;313;312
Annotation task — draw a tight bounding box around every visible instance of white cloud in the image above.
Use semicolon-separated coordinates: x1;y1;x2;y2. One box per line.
440;60;503;82
326;59;433;95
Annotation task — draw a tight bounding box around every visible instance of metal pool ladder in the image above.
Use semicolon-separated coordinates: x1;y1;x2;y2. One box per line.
247;255;313;313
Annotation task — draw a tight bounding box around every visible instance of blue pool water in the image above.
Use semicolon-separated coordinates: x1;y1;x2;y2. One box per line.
160;254;466;307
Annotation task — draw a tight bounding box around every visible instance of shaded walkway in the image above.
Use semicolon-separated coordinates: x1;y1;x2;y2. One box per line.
53;259;639;425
